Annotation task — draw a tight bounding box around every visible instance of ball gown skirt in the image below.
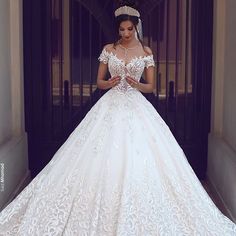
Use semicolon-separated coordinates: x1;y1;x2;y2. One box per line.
0;48;236;235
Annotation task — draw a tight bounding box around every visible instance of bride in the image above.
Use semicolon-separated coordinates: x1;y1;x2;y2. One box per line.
0;2;236;235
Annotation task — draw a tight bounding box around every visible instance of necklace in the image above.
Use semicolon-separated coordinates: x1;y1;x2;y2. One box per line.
118;43;140;62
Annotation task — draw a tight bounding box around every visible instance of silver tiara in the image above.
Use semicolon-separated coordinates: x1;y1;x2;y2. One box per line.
114;6;140;18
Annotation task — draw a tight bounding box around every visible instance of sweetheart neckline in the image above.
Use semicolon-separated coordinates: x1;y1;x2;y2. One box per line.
103;48;153;67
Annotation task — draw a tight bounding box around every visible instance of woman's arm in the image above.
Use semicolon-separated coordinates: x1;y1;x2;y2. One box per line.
97;44;121;90
137;65;155;93
96;62;110;90
96;61;121;90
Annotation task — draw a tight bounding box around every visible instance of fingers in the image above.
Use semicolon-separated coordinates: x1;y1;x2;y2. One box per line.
108;76;139;88
109;76;121;80
108;76;121;82
125;76;138;87
108;76;121;87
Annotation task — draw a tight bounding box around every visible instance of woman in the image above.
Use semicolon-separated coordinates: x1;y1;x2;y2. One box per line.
0;2;236;235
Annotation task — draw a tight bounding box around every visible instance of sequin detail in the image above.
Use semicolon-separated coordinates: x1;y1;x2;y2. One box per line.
98;48;155;93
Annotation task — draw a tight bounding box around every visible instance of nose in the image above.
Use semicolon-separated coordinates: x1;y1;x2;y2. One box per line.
124;31;130;37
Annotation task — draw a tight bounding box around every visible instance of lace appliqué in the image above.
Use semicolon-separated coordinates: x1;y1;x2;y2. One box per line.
144;54;155;68
98;48;110;64
98;48;155;94
0;46;236;236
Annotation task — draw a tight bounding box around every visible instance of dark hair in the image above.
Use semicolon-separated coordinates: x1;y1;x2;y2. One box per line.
113;14;144;49
113;1;144;49
118;0;137;8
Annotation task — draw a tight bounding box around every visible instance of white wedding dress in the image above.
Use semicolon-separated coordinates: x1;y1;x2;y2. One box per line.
0;47;236;236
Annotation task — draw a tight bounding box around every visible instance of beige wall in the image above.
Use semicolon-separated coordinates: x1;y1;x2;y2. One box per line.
208;0;236;222
0;0;29;210
0;1;12;144
223;0;236;150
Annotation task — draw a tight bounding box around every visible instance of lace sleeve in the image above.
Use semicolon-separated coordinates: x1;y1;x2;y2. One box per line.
98;48;110;64
144;55;155;68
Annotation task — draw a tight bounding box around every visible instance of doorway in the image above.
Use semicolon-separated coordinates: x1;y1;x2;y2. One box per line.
23;0;213;179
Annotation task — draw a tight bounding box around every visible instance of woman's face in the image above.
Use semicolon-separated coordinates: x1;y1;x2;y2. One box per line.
119;20;136;42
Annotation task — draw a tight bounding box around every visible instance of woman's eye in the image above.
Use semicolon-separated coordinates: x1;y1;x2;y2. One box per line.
119;28;124;31
128;28;133;31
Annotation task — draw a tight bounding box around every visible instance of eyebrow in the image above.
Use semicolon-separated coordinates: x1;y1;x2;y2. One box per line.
119;26;133;29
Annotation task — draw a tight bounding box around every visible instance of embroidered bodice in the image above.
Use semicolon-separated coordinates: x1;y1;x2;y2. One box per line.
98;47;155;93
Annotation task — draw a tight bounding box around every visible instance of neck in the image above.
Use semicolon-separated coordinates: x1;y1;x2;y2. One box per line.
119;38;140;48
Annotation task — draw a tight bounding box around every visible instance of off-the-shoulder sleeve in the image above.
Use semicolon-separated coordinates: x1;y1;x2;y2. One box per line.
98;48;110;64
144;55;155;68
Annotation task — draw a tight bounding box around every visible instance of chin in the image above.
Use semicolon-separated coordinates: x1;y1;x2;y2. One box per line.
123;37;131;41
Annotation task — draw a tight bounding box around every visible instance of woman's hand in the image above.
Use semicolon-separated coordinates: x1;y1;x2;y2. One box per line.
97;59;121;90
125;76;139;89
108;76;121;88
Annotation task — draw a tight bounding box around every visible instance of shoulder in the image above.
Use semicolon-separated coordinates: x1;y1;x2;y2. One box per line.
143;46;155;68
143;46;153;56
99;44;114;63
103;43;114;53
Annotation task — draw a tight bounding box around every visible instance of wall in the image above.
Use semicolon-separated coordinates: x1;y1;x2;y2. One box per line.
0;0;29;210
0;0;11;144
208;0;236;222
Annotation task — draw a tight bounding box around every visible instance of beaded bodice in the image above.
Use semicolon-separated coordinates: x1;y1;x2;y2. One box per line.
98;48;155;93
